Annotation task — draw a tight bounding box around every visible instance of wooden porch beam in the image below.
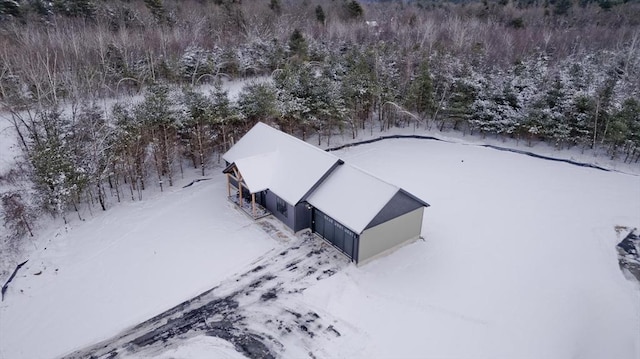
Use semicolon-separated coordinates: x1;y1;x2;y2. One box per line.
252;193;256;218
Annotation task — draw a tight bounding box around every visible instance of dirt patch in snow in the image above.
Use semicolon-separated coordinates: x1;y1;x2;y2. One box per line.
618;229;640;282
63;230;350;359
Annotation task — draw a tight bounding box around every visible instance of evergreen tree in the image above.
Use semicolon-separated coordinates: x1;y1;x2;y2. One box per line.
134;84;179;187
28;0;53;17
315;5;325;24
554;0;572;15
345;0;363;19
112;103;148;199
406;61;435;123
609;98;640;160
237;82;278;125
209;83;237;154
288;29;308;60
269;0;281;15
144;0;166;23
181;87;214;175
53;0;95;19
29;109;84;223
0;0;21;17
341;49;377;134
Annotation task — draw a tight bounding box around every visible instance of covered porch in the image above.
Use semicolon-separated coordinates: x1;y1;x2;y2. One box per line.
224;163;270;220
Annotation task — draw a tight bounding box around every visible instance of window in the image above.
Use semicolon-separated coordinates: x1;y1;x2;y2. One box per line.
276;197;288;218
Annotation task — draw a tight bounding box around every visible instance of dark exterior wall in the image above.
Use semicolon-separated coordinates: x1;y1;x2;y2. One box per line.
364;190;425;230
311;208;359;262
228;176;238;189
265;191;295;230
294;202;312;232
227;176;252;198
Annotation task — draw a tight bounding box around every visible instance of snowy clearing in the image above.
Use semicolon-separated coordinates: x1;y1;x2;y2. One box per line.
0;175;277;359
1;137;639;359
304;138;640;359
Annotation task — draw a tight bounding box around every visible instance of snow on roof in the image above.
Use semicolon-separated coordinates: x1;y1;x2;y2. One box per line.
223;122;339;204
307;164;400;234
233;152;276;193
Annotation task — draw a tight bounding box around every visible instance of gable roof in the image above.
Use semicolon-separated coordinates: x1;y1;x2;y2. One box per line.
224;122;430;234
306;163;429;234
223;122;340;204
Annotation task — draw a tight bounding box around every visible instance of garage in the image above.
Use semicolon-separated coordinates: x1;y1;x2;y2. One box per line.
306;164;429;265
312;208;358;260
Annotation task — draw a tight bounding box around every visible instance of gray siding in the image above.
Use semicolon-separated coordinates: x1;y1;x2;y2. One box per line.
358;207;424;264
364;190;425;230
294;203;312;232
265;191;295;230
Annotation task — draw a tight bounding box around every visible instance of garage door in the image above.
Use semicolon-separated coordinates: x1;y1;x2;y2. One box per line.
312;209;357;261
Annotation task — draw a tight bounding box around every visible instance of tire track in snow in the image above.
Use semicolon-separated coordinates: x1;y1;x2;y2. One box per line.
62;227;353;359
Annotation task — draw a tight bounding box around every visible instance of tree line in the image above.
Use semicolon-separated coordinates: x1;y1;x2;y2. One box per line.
1;0;639;248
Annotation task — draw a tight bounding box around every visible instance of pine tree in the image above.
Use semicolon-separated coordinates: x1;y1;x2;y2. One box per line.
406;61;435;123
315;5;325;24
346;1;364;19
0;0;21;17
53;0;95;19
288;29;308;60
237;82;278;125
269;0;281;15
144;0;166;23
112;103;148;199
181;87;215;175
29;109;84;223
554;0;572;15
135;84;179;188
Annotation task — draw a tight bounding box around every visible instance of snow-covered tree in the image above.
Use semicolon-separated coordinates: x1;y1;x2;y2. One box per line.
134;84;180;188
237;82;278;126
111;102;148;200
29;109;84;223
405;59;435;125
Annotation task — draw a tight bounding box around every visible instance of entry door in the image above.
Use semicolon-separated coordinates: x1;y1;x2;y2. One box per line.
313;209;356;260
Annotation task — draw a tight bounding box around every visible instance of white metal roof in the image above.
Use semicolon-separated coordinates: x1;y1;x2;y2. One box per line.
306;164;400;234
223;122;339;204
233;152;276;193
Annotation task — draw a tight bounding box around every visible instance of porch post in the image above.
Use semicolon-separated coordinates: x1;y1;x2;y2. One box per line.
238;181;243;207
252;193;256;218
226;173;231;197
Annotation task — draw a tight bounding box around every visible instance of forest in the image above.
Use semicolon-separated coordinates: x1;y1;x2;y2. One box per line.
0;0;639;247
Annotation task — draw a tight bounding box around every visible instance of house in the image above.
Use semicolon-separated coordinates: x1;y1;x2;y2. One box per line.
223;122;429;264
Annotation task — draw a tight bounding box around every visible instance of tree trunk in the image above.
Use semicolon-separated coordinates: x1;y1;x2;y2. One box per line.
162;126;173;187
197;123;205;176
97;184;106;211
592;99;600;149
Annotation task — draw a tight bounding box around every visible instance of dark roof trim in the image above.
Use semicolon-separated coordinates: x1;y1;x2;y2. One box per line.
399;188;430;208
222;162;236;174
297;159;344;205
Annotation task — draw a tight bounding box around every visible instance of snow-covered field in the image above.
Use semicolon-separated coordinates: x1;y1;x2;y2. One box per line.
308;139;640;359
0;175;278;358
1;137;639;359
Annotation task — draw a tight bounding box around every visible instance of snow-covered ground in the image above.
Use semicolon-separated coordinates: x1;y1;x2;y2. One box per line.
0;175;278;359
1;136;638;359
306;138;640;359
0;116;20;175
